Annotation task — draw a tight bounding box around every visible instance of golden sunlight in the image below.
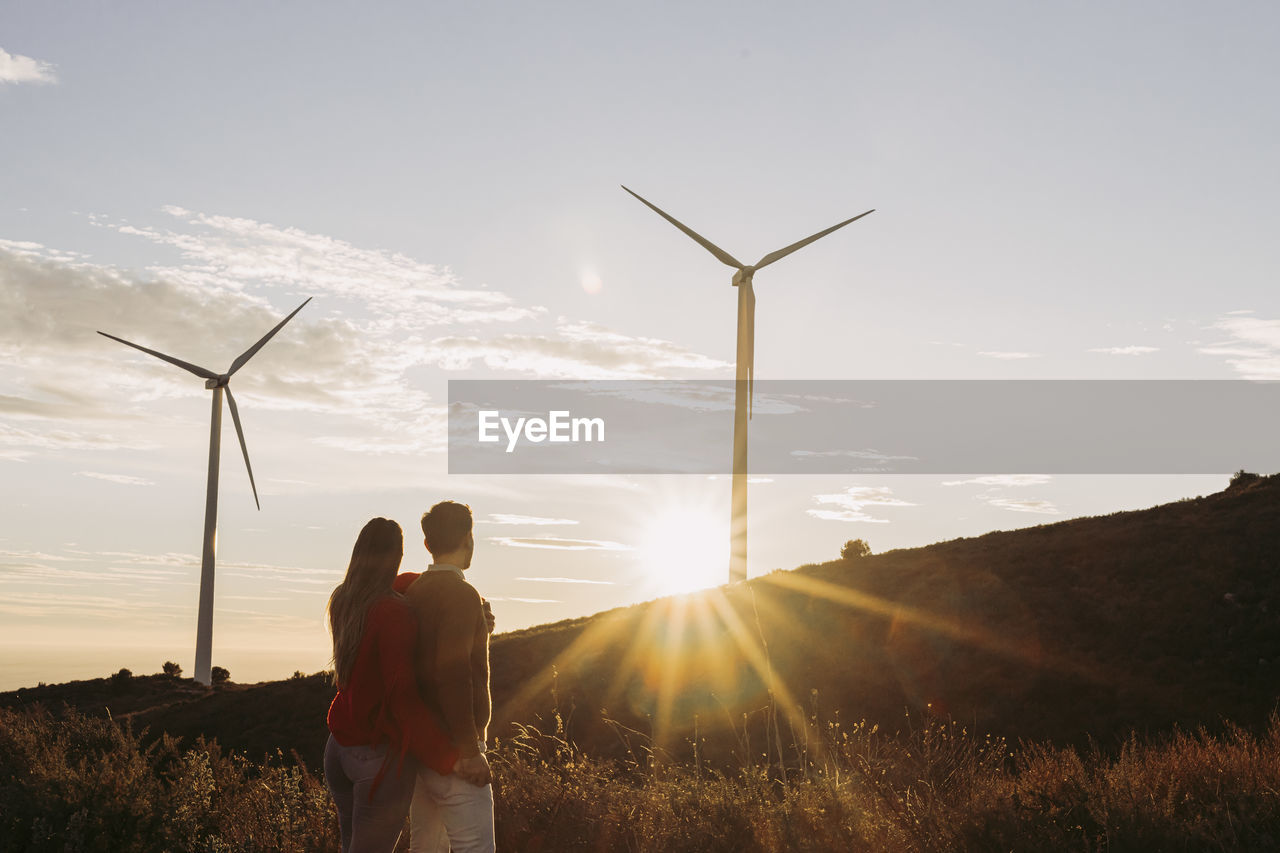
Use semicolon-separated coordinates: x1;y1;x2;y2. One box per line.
635;503;727;595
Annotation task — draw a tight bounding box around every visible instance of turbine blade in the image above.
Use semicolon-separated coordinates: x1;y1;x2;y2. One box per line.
621;186;744;269
227;297;312;377
754;209;875;270
97;332;220;381
224;387;260;510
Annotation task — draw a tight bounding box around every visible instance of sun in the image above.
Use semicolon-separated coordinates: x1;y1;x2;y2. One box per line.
635;503;727;596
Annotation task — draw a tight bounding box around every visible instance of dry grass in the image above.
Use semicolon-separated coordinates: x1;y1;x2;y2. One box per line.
0;706;335;852
5;702;1279;852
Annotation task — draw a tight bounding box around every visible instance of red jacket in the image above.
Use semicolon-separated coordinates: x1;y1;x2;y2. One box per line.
392;572;419;595
326;592;459;784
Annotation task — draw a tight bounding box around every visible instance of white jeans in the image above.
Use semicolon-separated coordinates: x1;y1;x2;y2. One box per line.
408;758;495;853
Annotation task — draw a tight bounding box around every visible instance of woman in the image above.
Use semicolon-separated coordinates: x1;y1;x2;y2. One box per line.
324;517;459;853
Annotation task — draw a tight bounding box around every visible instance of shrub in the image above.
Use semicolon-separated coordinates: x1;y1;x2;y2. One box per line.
840;539;872;560
6;695;1280;851
210;666;230;686
0;707;337;852
162;661;182;678
1228;469;1261;491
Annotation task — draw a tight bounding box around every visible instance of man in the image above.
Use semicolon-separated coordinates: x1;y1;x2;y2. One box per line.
402;500;495;853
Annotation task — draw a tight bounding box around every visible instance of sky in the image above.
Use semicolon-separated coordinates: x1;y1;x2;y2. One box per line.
2;1;1277;689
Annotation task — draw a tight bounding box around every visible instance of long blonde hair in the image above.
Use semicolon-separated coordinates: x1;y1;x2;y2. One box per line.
327;517;403;688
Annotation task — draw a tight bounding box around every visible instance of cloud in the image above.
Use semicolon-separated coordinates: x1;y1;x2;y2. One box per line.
73;549;200;567
807;509;891;523
0;389;120;419
0;238;445;457
0;421;158;461
983;497;1059;514
0;591;171;622
1199;315;1280;379
76;471;155;486
423;320;730;379
0;551;194;600
313;428;448;456
0;549;77;563
806;485;915;523
0;545;330;632
942;475;1052;487
109;207;541;327
942;475;1058;514
551;381;738;412
792;449;915;461
977;351;1040;360
489;536;632;551
1;208;728;460
0;48;56;84
514;576;615;585
545;382;821;417
1088;346;1158;356
220;560;342;583
213;608;317;629
58;548;338;582
791;449;918;472
1;242;313;382
485;514;580;526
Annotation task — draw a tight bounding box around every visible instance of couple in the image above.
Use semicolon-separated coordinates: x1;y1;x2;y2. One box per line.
323;500;496;853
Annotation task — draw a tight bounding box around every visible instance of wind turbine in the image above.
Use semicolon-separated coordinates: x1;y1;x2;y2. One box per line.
99;298;311;685
622;186;873;584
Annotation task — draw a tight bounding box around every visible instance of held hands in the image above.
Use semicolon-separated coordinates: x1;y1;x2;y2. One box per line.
453;752;492;787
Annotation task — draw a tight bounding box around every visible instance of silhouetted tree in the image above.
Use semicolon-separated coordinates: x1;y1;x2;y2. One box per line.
111;668;132;686
210;666;230;686
840;538;872;560
1229;470;1261;491
162;661;182;678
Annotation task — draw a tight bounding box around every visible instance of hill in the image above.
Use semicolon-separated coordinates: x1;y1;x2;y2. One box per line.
5;473;1279;770
490;471;1280;761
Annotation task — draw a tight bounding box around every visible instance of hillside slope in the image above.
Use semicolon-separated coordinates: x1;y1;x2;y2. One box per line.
489;473;1280;760
6;474;1279;769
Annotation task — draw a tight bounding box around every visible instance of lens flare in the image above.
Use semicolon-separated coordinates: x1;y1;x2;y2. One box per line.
636;505;726;595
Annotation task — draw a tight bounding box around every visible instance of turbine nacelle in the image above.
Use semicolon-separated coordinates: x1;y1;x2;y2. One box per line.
732;266;756;287
204;376;230;389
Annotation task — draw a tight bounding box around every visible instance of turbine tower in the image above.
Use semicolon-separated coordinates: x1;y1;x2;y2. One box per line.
99;298;311;685
623;186;872;584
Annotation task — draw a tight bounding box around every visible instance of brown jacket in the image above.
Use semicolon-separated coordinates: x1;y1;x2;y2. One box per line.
404;568;491;758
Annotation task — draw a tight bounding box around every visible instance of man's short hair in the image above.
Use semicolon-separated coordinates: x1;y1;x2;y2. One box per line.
421;501;473;556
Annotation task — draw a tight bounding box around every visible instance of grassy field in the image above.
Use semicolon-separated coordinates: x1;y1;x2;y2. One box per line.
3;701;1279;852
5;474;1279;850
